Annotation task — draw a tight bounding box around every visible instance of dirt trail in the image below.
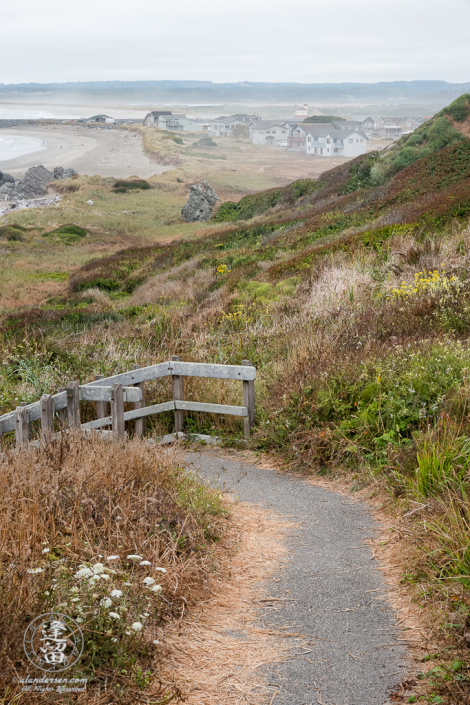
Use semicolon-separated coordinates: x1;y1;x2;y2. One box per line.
185;450;414;705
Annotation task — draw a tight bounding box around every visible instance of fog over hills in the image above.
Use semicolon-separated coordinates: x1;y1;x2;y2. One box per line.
1;80;470;110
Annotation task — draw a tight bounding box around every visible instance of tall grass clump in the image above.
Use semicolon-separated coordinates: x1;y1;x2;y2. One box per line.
0;434;226;703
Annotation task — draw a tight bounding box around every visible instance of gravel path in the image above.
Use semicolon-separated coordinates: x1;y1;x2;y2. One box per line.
186;451;411;705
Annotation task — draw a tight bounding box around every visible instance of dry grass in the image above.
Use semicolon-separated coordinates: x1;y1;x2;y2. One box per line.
159;497;297;705
0;434;227;703
130;258;215;306
308;255;375;318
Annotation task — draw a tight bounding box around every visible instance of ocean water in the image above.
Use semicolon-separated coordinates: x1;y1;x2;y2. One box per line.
0;107;73;120
0;135;46;164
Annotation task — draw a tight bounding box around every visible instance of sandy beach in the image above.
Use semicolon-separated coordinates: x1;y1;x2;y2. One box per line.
0;125;171;179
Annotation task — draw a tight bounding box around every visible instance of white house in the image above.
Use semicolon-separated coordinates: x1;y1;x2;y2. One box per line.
288;124;368;157
208;114;260;137
249;120;290;146
157;114;204;132
144;110;172;126
88;114;115;124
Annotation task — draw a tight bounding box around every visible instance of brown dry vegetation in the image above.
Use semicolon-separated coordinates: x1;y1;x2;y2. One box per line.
2;96;470;702
0;434;227;703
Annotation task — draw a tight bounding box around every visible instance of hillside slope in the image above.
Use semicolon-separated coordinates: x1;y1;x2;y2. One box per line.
2;95;470;701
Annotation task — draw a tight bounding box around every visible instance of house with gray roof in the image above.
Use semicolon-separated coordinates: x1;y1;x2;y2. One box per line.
208;114;260;137
288;124;368;157
249;120;290;146
144;110;172;126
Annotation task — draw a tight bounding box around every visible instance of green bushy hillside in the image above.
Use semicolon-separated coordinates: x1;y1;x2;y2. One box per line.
2;96;470;698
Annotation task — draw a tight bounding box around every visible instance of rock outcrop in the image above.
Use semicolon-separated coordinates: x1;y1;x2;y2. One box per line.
181;181;220;222
0;165;78;201
0;171;15;188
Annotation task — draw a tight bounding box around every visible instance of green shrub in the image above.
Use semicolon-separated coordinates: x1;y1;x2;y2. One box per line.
233;276;301;306
112;180;151;193
213;189;282;222
44;223;88;245
75;277;121;292
439;93;470;123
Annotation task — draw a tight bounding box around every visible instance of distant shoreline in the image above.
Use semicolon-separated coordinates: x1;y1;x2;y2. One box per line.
0;125;171;179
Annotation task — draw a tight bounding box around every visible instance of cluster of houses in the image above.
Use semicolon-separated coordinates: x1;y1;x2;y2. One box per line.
90;106;432;160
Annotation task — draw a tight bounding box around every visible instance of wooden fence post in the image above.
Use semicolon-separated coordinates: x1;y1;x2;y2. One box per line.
15;406;29;448
95;375;108;424
57;388;67;427
20;401;31;441
242;360;255;439
132;365;146;437
111;383;125;439
66;381;81;429
40;394;53;446
171;355;185;434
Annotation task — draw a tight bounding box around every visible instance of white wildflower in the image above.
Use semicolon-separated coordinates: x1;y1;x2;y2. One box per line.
71;598;80;603
92;563;106;574
70;586;79;594
76;618;83;623
123;582;133;586
44;591;50;596
149;584;162;593
111;637;118;642
153;639;159;645
99;574;110;580
127;555;142;561
75;567;93;579
42;548;50;554
139;561;151;566
142;577;155;586
110;589;123;598
100;597;112;608
107;555;120;561
155;567;167;574
109;612;121;620
131;622;143;632
27;568;44;574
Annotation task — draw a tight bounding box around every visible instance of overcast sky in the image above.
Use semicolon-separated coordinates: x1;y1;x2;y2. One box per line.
2;0;470;84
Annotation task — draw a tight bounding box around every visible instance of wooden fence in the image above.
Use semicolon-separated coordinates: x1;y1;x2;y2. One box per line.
0;356;256;448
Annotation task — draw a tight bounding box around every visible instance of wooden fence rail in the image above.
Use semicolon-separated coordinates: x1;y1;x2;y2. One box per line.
0;358;256;448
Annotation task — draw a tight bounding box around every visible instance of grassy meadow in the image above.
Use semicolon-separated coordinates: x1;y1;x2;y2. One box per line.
2;95;470;701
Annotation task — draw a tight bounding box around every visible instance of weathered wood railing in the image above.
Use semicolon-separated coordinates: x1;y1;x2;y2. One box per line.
0;357;256;448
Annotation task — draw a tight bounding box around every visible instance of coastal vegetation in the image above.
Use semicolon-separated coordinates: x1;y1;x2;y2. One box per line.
2;94;470;701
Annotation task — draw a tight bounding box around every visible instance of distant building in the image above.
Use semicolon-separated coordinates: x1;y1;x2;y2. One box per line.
144;110;172;126
336;120;364;132
294;104;309;120
208;114;261;137
361;116;376;131
159;114;204;132
288;124;368;157
249;120;290;146
287;123;336;152
88;114;115;124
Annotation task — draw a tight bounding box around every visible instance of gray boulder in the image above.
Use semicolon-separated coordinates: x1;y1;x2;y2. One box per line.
0;164;79;201
53;166;78;179
181;181;220;222
14;165;55;199
62;168;78;179
0;171;15;188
